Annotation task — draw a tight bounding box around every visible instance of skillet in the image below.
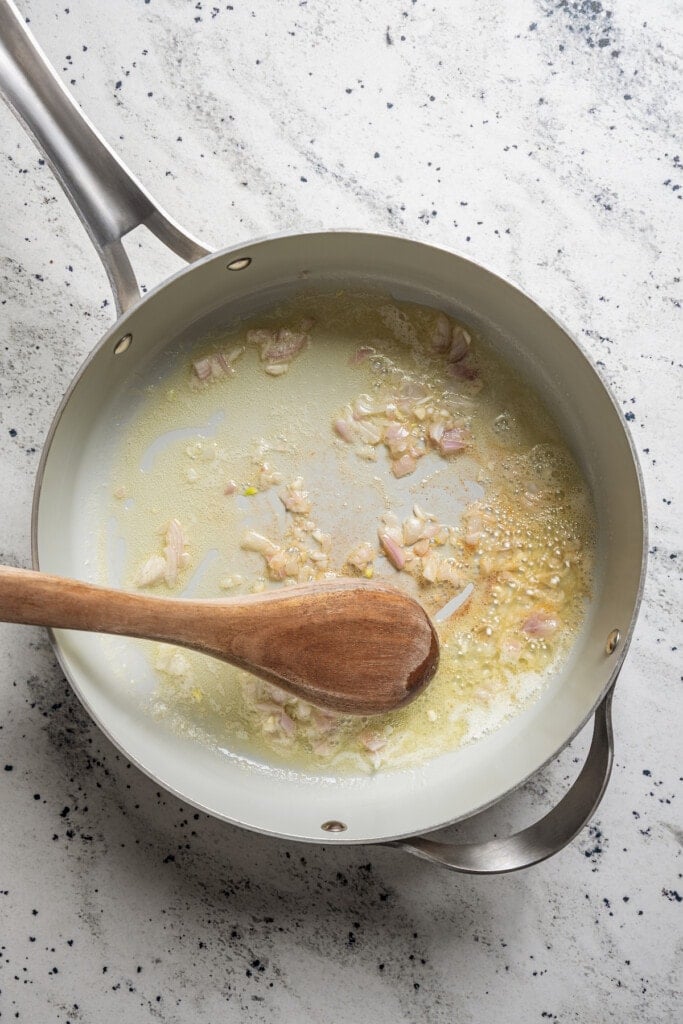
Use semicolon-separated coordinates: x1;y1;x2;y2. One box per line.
0;0;646;872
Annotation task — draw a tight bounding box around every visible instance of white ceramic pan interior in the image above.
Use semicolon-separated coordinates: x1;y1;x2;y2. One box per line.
34;233;645;843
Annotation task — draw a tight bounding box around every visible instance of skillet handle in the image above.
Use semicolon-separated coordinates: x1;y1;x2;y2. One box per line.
0;0;210;315
387;682;616;874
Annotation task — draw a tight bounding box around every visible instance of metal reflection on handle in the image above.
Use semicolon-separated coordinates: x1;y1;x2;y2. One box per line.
389;683;616;874
0;0;210;314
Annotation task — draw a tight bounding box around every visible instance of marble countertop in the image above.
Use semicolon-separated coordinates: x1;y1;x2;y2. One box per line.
1;0;680;1020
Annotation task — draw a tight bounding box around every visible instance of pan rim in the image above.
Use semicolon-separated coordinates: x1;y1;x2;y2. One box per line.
30;228;648;844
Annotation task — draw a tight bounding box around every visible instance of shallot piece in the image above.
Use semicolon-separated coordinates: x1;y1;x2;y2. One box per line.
421;552;440;583
265;549;289;581
392;453;418;478
439;427;468;455
192;357;212;381
278;711;296;736
346;541;376;571
136;519;190;588
333;417;356;443
401;516;424;546
349;346;375;366
522;611;559;639
429;420;445;445
224;480;238;496
163;518;190;585
259;328;309;364
448;325;471;363
355;420;383;445
136;555;167;588
414;504;437;522
432;312;452;352
312;530;332;552
384;422;409;452
379;531;406;570
360;731;387;753
241;530;279;558
192;353;237;381
413;538;431;557
280;478;312;515
352;394;380;419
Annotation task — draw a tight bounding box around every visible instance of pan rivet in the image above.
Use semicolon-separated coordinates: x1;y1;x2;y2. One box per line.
114;333;133;355
605;629;620;655
227;257;252;271
321;820;347;833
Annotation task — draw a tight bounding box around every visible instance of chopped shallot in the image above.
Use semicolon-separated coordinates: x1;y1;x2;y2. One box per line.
352;394;378;419
349;345;375;365
346;541;376;571
136;519;190;588
414;504;437;522
136;555;167;588
278;711;296;736
392;453;417;478
259;328;309;364
192;357;212;381
429;420;445;444
312;530;332;552
402;516;424;546
355;420;382;445
432;313;451;352
241;530;279;557
421;552;440;583
413;538;430;557
333;418;356;442
439;427;468;455
163;518;190;586
360;731;387;753
280;478;312;515
192;353;237;381
379;531;406;570
384;422;409;452
448;325;471;363
522;611;559;638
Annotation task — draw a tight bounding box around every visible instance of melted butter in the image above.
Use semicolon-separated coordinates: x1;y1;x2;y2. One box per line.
103;292;595;773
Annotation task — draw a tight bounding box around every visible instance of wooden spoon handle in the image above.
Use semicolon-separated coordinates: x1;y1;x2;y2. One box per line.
0;565;271;656
0;565;192;639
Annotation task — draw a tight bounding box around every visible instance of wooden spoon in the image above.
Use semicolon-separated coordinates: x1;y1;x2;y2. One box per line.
0;567;439;714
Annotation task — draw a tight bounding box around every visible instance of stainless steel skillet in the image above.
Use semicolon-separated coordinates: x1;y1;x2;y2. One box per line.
0;0;646;872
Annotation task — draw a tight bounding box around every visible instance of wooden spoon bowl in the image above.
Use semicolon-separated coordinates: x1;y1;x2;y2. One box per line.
0;568;439;714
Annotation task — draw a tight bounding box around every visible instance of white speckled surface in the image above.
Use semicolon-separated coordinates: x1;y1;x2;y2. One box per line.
1;1;681;1020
